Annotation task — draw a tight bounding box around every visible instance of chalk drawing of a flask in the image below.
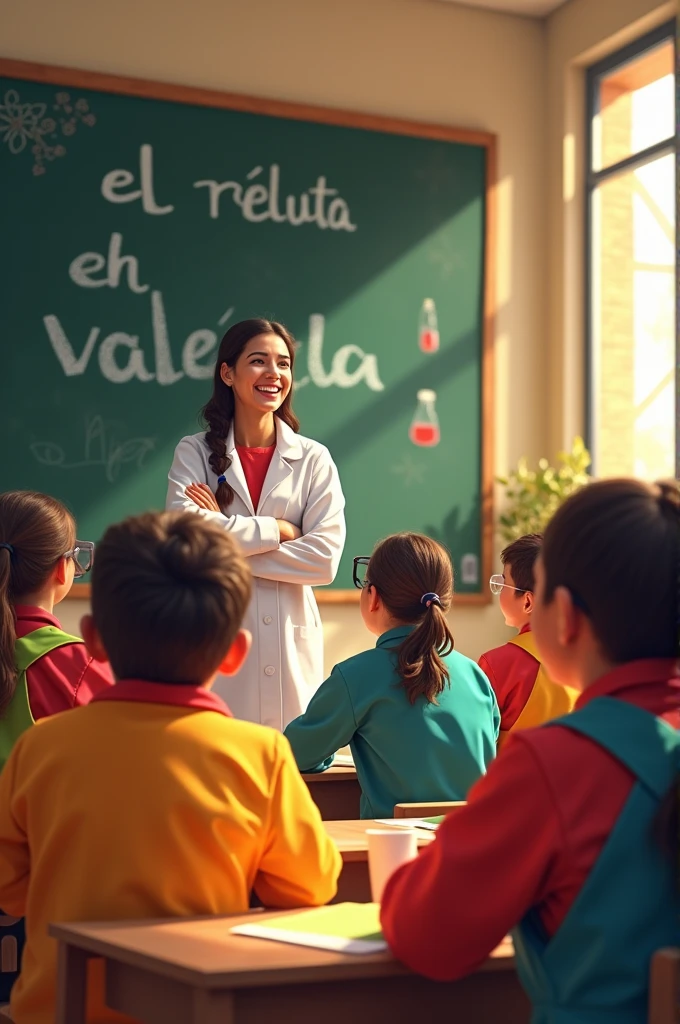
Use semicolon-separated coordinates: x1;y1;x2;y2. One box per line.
418;298;439;353
409;389;440;447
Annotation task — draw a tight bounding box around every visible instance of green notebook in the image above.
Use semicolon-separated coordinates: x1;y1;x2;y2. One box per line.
230;902;387;955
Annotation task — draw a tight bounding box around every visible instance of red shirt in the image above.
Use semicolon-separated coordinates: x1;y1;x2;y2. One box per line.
380;658;680;982
15;606;114;720
92;678;232;716
479;623;538;730
235;444;276;511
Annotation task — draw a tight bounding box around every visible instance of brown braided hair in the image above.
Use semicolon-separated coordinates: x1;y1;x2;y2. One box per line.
0;491;75;717
200;319;300;512
367;533;455;705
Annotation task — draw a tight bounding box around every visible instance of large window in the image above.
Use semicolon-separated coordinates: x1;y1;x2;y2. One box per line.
586;22;676;480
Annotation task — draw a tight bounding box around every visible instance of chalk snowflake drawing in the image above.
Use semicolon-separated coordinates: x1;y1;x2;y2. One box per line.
0;89;96;175
391;455;426;487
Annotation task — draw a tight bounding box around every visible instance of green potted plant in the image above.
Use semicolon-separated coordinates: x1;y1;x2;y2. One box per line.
497;437;592;542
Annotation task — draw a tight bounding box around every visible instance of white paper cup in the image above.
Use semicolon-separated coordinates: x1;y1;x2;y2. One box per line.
366;828;418;903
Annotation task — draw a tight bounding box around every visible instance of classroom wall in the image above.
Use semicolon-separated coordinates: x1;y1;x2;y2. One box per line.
3;0;674;669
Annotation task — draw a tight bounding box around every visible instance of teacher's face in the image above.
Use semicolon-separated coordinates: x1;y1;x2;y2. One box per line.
220;334;292;415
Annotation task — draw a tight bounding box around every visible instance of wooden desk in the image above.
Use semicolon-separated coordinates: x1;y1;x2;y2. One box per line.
302;766;361;820
324;819;435;903
50;911;530;1024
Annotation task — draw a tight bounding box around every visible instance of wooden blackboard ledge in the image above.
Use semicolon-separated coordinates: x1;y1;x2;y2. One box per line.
67;583;490;605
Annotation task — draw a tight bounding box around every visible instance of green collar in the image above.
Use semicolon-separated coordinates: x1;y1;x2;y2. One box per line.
376;625;416;649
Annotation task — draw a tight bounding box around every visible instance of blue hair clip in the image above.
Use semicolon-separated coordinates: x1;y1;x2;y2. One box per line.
0;543;14;556
217;475;226;485
421;592;441;609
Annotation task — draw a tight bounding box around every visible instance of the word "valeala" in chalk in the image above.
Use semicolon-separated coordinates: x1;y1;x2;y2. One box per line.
43;299;383;391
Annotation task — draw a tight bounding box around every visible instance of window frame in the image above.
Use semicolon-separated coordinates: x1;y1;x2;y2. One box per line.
584;18;677;476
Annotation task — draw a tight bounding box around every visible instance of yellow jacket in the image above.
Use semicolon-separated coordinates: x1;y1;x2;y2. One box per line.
0;681;341;1024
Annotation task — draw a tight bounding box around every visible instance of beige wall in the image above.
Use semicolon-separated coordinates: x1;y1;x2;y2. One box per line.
3;0;675;669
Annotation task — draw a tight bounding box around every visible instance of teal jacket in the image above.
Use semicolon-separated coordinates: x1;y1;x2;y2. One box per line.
284;626;500;818
513;698;680;1024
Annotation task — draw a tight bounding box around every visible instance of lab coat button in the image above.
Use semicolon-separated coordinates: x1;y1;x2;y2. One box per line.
264;665;276;676
263;615;273;624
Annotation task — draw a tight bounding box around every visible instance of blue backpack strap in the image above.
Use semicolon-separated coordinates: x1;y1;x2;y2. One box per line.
548;696;679;799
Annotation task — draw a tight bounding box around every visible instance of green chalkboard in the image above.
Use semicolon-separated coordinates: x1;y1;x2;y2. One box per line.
0;61;494;600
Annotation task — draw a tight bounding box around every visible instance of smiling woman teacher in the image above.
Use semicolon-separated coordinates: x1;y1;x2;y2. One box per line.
166;319;346;730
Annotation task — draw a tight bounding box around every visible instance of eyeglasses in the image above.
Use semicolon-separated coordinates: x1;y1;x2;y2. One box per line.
353;556;371;590
63;540;95;579
489;574;527;597
489;574;591;615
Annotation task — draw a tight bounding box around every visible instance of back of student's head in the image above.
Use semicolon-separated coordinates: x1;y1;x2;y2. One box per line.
368;532;455;704
91;511;252;685
541;478;679;662
0;490;76;716
501;533;543;593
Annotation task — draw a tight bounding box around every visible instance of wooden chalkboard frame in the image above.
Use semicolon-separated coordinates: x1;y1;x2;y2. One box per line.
0;58;496;606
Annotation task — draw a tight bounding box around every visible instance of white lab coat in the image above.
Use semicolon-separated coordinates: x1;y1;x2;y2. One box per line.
166;419;346;730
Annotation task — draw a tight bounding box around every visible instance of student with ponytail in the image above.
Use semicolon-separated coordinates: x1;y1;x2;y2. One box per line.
381;479;680;1024
0;491;113;767
166;319;345;730
285;533;499;819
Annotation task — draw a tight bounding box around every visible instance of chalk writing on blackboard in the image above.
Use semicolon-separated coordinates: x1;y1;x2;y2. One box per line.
96;144;357;231
295;315;384;392
194;164;357;231
30;416;155;483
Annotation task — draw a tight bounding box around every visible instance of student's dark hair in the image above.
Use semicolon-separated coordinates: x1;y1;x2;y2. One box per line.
91;510;252;685
501;533;543;594
541;478;679;662
367;533;455;705
0;491;75;717
201;318;300;512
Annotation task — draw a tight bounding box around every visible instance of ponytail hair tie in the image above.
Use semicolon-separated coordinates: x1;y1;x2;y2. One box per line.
217;475;226;485
421;592;441;609
0;543;14;557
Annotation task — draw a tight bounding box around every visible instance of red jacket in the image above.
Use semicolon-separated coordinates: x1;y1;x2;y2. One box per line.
15;606;114;720
380;659;680;981
478;623;538;731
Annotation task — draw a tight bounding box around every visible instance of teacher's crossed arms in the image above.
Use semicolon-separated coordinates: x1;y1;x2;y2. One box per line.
166;318;346;730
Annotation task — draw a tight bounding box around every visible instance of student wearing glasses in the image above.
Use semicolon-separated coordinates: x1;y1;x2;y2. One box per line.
284;533;499;819
0;491;113;767
481;534;577;748
0;490;112;1009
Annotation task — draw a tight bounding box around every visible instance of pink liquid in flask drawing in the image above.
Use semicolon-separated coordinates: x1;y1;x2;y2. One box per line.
410;422;440;447
418;299;439;354
409;388;440;447
419;328;440;353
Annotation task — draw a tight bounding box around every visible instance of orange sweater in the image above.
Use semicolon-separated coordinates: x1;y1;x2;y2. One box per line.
0;680;341;1024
